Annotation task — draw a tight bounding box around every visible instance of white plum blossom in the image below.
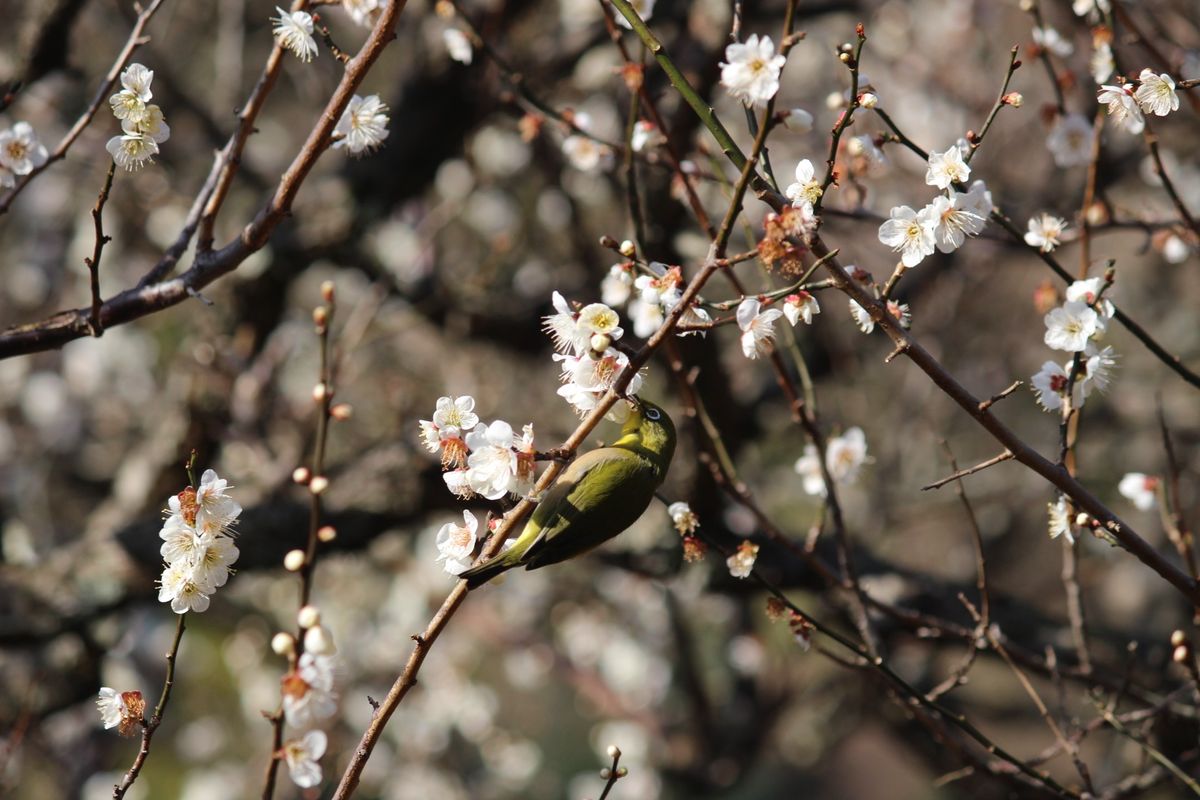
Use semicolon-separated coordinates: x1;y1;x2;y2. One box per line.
577;303;624;342
784;158;823;214
158;560;215;613
0;123;48;176
601;263;635;306
726;541;759;578
668;502;699;535
1025;213;1068;252
795;427;870;497
284;730;327;789
783;107;814;132
1091;42;1115;84
1097;83;1144;133
614;0;655;29
677;304;712;337
720;34;786;108
556;349;642;416
633;264;683;309
343;0;382;27
273;7;318;62
334;94;390;156
282;653;338;729
419;395;477;468
1118;472;1159;511
736;298;783;359
562;113;613;172
1162;234;1191;264
1043;301;1099;352
848;299;874;333
1046;113;1093;168
96;687;144;736
193;469;242;534
627;298;663;338
1031;361;1076;411
1033;27;1074;58
782;292;820;326
464;421;522;500
1072;0;1109;17
878;204;937;268
1134;69;1179;116
925;146;971;189
927;182;990;253
436;510;480;575
443;28;473;64
631;121;665;152
106;134;158;171
826;427;869;485
1066;277;1114;321
1031;344;1116;412
1047;496;1074;543
109;63;154;122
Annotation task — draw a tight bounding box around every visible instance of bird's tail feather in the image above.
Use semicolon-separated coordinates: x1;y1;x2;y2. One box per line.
461;549;520;589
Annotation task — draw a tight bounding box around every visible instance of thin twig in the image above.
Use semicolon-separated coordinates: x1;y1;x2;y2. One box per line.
923;450;1013;491
113;613;187;799
85;162;118;337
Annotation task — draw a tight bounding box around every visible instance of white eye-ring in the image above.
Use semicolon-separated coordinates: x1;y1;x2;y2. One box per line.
645;408;660;420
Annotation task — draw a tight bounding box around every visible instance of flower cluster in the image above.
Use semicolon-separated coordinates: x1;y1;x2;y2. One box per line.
421;395;539;499
280;649;338;787
720;34;786;109
333;94;391;156
157;470;241;614
106;63;171;171
794;427;870;497
273;7;318;62
1031;278;1117;412
877;145;991;269
0;121;49;188
1096;68;1180;136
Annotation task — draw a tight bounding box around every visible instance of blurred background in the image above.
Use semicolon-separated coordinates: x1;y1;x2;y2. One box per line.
1;0;1199;797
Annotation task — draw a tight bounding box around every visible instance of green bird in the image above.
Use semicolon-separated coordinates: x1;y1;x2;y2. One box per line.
461;397;676;589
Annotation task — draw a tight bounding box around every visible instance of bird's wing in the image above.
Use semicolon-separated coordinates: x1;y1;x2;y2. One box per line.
521;447;658;569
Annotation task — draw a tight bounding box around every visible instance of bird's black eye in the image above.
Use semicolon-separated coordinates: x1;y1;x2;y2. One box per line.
646;408;660;420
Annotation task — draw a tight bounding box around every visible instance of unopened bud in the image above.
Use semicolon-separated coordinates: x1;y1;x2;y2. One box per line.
309;475;330;495
321;281;335;303
313;306;328;331
313;383;329;403
590;333;612;353
284;549;306;571
330;403;353;421
859;92;878;109
304;624;337;655
292;467;311;485
1074;512;1090;527
297;605;321;629
606;745;621;759
599;768;612;780
838;52;851;63
434;0;455;18
616;767;628;778
1174;644;1190;664
598;235;619;250
1171;629;1187;647
317;525;337;543
826;91;845;110
1003;91;1023;107
271;632;296;656
619;239;636;257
